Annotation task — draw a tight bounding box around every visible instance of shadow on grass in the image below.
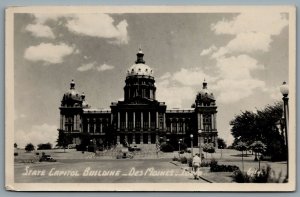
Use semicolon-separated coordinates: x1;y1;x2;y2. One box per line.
230;154;252;157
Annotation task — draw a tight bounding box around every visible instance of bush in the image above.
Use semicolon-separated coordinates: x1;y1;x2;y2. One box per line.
172;156;178;161
187;157;193;167
200;160;211;167
180;156;188;164
36;152;40;156
232;165;288;183
25;143;35;152
209;159;239;172
160;142;174;152
37;143;52;150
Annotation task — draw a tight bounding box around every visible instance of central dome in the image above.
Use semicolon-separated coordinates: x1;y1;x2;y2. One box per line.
126;49;154;77
127;64;153;77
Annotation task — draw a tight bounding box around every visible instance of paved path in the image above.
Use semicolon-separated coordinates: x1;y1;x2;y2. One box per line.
15;159;207;183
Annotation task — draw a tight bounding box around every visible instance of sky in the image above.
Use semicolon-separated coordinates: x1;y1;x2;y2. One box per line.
14;11;289;148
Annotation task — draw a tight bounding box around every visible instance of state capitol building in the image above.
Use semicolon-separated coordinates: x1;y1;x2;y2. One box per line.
58;49;219;150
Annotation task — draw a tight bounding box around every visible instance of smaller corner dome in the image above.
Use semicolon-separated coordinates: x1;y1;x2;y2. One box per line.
63;80;81;101
196;80;215;101
127;64;154;77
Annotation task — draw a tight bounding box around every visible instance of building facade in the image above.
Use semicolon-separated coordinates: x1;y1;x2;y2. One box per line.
58;49;218;149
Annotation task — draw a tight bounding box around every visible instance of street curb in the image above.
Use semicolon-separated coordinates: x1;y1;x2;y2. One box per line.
170;161;214;183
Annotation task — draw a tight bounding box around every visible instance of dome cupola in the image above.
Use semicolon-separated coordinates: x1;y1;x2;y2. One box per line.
195;79;215;106
127;48;154;77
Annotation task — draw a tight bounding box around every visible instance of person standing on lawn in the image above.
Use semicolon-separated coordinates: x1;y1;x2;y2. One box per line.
192;153;202;180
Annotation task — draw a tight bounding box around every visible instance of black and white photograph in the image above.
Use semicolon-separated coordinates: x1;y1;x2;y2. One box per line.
5;6;296;191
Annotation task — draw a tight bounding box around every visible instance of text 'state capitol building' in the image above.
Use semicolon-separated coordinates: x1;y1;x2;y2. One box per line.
59;49;219;149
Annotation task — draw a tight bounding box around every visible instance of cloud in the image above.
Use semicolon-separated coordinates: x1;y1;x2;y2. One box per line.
200;11;288;102
211;11;288;36
25;23;55;39
200;45;217;56
24;42;74;64
172;68;216;86
15;124;58;148
96;64;115;72
77;62;114;72
66;14;129;44
213;55;266;103
156;79;196;108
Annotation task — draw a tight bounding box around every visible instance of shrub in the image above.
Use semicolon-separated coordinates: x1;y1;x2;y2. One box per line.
36;152;40;156
200;160;211;167
37;143;52;150
187;158;193;167
25;143;35;152
232;165;287;183
160;142;174;152
172;156;178;161
180;156;187;164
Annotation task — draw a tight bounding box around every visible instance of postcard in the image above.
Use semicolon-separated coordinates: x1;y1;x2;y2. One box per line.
5;6;296;191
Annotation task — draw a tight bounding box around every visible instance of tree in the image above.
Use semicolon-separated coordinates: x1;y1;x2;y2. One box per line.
56;130;68;152
25;143;35;152
14;143;18;149
230;102;285;161
202;143;215;158
37;143;52;150
217;138;227;149
250;141;267;170
235;141;248;172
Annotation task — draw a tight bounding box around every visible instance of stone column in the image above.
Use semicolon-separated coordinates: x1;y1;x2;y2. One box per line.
133;134;136;144
200;114;204;130
141;112;143;129
133;112;136;130
170;119;173;133
148;133;151;144
100;121;103;133
87;118;90;133
117;135;120;144
211;114;214;130
197;113;201;130
117;112;120;129
111;114;113;124
156;112;159;129
148;111;151;130
214;113;217;130
94;120;96;133
163;113;166;130
125;112;128;129
183;120;186;133
140;134;143;144
176;121;179;134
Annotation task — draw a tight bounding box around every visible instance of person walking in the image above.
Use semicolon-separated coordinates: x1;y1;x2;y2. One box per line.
192;153;202;180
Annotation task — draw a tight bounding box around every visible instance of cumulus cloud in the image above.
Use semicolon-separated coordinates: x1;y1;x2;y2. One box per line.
172;68;216;86
25;23;55;39
211;11;288;36
15;124;58;148
24;42;74;64
156;79;196;108
27;13;129;44
200;45;217;56
213;55;265;103
66;14;129;44
200;11;288;103
77;62;114;72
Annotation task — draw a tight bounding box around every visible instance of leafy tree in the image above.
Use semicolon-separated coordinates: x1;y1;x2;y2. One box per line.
56;130;68;152
217;138;227;149
37;143;52;150
14;143;18;149
202;143;215;158
230;102;285;161
250;141;267;170
25;143;35;152
235;141;248;172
